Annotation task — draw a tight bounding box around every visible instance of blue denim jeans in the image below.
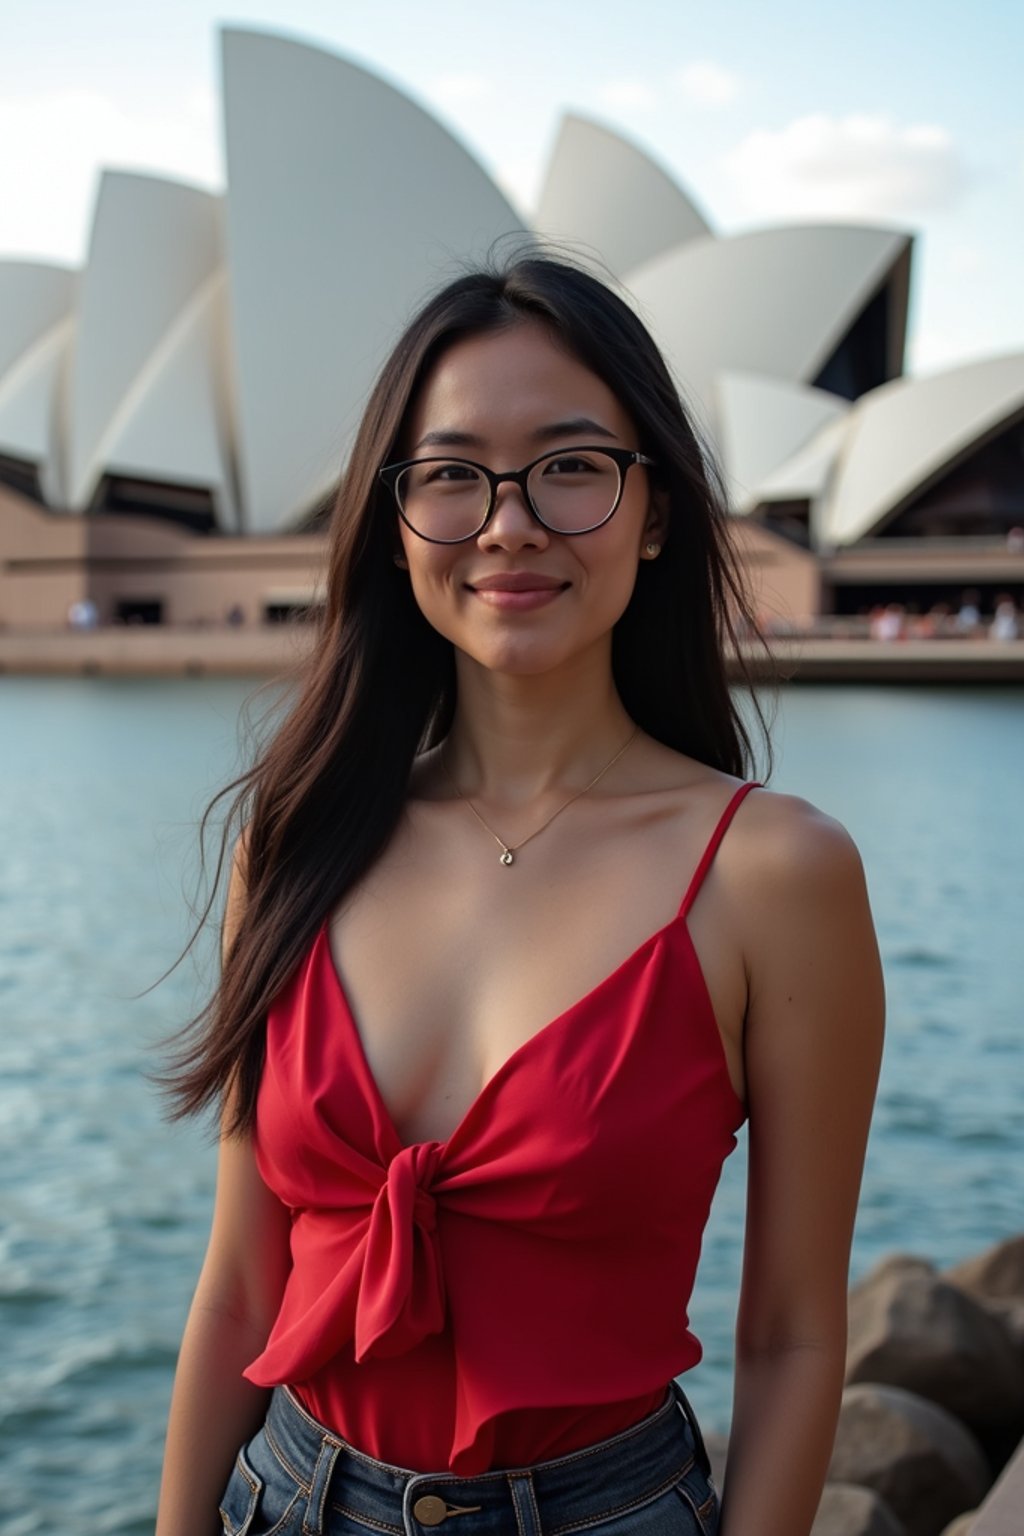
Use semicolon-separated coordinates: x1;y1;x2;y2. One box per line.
218;1380;720;1536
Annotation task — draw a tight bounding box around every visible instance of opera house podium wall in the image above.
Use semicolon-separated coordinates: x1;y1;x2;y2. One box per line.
0;480;819;637
5;483;1024;681
0;485;324;633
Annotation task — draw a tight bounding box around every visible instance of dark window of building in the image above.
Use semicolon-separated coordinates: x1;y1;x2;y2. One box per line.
0;452;45;504
753;499;812;548
829;580;1023;616
812;282;891;402
878;413;1024;538
263;600;318;624
92;474;217;533
116;598;164;625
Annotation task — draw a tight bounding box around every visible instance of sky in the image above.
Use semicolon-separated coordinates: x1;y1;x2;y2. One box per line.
2;0;1022;378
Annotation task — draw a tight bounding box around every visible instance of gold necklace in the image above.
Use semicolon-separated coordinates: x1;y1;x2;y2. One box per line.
440;725;640;867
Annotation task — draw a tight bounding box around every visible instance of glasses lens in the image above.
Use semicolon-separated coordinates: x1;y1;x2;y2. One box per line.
528;451;621;533
396;461;488;541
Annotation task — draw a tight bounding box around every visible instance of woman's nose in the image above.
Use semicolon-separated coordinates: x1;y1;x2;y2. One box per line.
478;482;550;550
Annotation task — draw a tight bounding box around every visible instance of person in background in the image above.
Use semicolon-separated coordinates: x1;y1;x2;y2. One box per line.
989;594;1019;641
955;588;982;636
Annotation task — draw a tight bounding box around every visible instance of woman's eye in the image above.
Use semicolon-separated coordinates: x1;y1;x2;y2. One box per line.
426;463;478;484
544;455;598;475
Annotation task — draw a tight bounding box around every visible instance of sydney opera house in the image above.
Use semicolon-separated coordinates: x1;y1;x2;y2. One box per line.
0;26;1022;640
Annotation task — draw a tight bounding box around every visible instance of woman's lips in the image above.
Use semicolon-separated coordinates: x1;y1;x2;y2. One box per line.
469;574;574;608
469;585;568;610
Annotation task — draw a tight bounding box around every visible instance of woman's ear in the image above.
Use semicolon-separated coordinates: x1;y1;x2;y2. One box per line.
642;487;670;556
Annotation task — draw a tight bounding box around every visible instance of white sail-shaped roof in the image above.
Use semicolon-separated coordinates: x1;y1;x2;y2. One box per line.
625;225;911;432
0;316;73;501
5;20;1016;569
535;114;712;277
0;260;78;381
220;28;526;534
98;271;239;530
65;170;222;510
820;352;1024;547
714;371;848;510
740;415;851;548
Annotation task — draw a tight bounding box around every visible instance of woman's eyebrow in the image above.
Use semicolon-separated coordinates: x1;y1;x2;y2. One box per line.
413;429;479;449
533;417;618;443
413;417;618;451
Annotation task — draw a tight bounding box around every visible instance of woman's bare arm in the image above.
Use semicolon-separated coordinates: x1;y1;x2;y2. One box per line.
156;837;293;1536
718;796;885;1536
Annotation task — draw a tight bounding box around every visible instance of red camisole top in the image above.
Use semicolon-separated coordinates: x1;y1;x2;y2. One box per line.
244;781;757;1472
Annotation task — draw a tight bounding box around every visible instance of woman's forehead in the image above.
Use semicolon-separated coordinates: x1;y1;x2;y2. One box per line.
406;322;634;447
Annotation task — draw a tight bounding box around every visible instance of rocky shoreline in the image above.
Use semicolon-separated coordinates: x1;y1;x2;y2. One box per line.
704;1234;1024;1536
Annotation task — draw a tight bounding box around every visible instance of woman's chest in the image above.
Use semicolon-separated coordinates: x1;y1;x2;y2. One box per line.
322;806;746;1146
263;910;742;1214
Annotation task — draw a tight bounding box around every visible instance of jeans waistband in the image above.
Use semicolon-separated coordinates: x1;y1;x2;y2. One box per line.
259;1380;711;1536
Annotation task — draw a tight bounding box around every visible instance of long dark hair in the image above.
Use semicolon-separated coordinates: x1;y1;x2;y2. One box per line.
158;254;775;1135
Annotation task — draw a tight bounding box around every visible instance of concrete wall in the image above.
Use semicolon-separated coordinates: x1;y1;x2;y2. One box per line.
0;486;323;629
0;486;86;625
2;486;822;636
729;517;821;630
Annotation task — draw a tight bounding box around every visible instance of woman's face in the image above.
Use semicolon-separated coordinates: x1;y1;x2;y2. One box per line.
394;320;667;678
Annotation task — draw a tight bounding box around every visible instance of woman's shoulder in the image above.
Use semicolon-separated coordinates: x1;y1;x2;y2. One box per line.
737;781;862;864
644;740;852;835
709;779;871;945
632;743;864;891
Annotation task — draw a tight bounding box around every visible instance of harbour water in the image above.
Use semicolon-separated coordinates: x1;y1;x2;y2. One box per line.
1;677;1021;1533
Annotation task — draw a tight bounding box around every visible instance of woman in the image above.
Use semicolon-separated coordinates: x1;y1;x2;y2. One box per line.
156;256;884;1536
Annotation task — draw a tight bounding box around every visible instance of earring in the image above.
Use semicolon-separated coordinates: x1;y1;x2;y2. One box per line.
644;542;661;557
393;553;408;569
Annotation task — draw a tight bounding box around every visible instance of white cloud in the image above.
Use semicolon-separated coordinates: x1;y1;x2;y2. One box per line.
723;112;968;220
0;88;222;265
597;80;658;111
674;61;741;107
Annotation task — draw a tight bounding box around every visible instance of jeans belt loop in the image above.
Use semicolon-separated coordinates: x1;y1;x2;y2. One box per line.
670;1379;712;1480
305;1436;342;1536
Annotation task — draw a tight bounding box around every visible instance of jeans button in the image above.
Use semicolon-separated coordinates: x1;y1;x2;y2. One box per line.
412;1495;449;1525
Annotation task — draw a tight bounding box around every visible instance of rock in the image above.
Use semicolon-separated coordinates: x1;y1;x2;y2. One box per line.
869;1255;936;1282
812;1482;906;1536
938;1515;976;1536
945;1234;1024;1304
946;1236;1024;1374
984;1297;1024;1354
829;1383;991;1536
846;1254;1024;1434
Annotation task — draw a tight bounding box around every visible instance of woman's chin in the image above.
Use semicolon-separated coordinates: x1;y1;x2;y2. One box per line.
455;635;578;679
454;632;614;688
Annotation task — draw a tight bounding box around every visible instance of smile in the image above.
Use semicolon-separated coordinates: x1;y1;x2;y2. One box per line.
467;585;569;611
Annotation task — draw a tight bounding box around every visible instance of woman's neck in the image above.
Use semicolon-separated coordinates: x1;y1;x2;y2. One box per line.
441;651;637;807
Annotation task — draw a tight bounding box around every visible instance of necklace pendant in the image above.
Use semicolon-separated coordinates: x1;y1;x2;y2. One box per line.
499;848;514;866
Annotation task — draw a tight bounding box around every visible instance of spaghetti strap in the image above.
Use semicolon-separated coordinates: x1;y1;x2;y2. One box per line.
678;781;761;918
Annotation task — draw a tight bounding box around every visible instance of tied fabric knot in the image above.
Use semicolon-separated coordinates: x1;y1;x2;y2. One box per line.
355;1140;447;1360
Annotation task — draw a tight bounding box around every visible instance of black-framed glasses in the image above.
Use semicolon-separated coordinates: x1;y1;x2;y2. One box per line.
378;445;656;544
